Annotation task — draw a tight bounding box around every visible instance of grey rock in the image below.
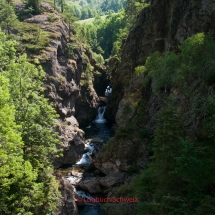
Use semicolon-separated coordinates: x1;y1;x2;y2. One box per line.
54;178;78;215
99;173;125;187
78;178;101;193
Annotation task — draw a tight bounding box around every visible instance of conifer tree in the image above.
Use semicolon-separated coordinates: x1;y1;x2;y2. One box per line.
63;5;77;40
0;31;60;214
58;0;66;12
27;0;41;14
0;74;45;214
0;1;18;35
151;101;183;192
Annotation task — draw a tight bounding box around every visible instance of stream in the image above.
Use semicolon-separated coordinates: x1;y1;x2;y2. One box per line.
61;106;113;215
84;106;113;143
77;106;112;166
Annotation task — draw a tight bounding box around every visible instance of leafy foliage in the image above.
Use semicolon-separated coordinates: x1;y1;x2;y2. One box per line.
125;0;150;27
0;31;60;214
27;0;41;14
0;1;18;35
66;0;125;20
114;33;215;215
75;11;126;59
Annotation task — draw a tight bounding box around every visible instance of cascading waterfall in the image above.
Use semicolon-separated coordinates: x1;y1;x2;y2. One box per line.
94;106;106;123
74;106;107;166
76;142;94;166
63;105;111;215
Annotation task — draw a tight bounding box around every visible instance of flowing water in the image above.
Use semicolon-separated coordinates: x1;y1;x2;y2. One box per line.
75;106;112;166
94;106;106;123
84;106;113;144
65;106;113;215
76;142;94;166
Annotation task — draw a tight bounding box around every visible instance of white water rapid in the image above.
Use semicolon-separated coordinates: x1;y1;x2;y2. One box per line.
94;106;106;123
76;142;94;165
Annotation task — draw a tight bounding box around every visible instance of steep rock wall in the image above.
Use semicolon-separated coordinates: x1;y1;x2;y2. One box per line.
22;2;100;167
95;0;215;191
108;0;215;121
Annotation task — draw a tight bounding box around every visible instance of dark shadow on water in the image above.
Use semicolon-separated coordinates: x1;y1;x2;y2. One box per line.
79;205;105;215
81;120;113;143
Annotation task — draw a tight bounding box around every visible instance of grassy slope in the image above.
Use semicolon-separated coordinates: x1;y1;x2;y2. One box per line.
76;15;108;24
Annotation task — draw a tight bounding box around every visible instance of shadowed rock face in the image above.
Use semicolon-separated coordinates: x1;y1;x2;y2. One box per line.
77;173;125;194
91;0;215;199
107;0;215;124
75;84;99;127
93;65;110;97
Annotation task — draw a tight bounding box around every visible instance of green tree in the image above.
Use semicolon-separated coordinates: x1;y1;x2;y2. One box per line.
125;0;149;27
96;12;126;58
63;5;77;40
58;0;66;12
0;31;60;214
27;0;41;14
152;101;183;191
0;1;18;35
81;8;89;19
0;74;45;215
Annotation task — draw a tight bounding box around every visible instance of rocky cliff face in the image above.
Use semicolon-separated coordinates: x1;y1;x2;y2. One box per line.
108;0;215;120
15;2;110;215
19;2;104;167
95;0;215;197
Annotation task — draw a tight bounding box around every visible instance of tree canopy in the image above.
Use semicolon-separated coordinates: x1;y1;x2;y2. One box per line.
0;31;60;215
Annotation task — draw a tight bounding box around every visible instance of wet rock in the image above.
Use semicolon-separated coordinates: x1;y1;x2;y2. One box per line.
99;97;108;106
87;138;104;143
72;169;84;178
78;178;101;193
99;173;125;188
66;176;82;186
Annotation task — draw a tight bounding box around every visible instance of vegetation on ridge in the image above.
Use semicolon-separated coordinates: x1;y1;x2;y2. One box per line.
110;33;215;215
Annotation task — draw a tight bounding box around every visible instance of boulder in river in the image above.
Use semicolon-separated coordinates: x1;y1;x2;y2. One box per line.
87;138;104;143
99;173;125;188
78;177;102;193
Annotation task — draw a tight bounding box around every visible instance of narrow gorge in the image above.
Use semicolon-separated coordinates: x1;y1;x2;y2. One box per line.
2;0;215;215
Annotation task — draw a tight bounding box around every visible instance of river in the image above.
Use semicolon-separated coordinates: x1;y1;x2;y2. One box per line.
64;106;113;215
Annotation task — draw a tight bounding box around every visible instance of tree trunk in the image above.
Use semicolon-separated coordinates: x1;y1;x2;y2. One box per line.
69;23;71;41
61;0;64;12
